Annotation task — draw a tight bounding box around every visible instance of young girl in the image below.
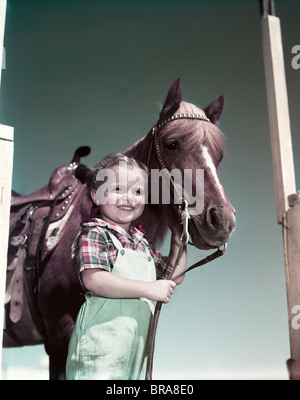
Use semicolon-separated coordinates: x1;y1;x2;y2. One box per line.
66;154;187;380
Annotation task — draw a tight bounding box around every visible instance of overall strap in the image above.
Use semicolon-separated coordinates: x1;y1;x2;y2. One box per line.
104;230;123;251
105;229;152;255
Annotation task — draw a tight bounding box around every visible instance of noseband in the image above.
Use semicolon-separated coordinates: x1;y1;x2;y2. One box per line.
145;112;228;380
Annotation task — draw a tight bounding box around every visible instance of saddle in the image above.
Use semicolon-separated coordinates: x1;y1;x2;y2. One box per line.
5;146;92;344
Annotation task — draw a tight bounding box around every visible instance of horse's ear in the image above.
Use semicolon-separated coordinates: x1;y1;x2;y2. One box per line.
204;95;224;124
158;77;182;122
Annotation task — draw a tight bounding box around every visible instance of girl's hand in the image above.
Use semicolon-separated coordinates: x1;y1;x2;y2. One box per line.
146;280;176;303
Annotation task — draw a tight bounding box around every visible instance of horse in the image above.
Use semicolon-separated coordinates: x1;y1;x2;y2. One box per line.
3;78;236;379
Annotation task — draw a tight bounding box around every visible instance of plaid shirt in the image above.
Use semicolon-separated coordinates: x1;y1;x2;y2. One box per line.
72;218;172;280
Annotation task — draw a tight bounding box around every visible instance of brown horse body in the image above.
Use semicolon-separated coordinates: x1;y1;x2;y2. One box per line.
3;79;235;379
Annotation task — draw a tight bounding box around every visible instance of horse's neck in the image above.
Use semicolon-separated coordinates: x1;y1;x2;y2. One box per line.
123;134;150;163
76;185;94;222
124;134;169;247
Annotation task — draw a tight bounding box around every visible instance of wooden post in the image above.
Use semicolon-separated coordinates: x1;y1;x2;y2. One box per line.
0;0;6;86
261;10;296;224
284;194;300;380
0;125;14;378
0;0;11;379
260;1;300;379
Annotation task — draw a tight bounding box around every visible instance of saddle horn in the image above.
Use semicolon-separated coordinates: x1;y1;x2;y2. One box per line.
71;146;91;164
70;146;93;184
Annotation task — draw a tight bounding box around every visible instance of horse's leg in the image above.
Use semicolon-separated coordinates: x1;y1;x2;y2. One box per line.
46;314;75;380
38;251;83;380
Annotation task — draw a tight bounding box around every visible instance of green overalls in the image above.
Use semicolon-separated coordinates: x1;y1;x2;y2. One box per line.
66;232;156;380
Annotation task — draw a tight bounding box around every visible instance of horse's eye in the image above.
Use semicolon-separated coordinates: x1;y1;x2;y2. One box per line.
164;139;181;153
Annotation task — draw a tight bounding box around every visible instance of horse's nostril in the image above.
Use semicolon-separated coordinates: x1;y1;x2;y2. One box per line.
207;205;236;232
208;207;220;229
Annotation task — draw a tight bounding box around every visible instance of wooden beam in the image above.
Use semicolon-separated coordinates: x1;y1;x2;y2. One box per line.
0;0;7;86
284;193;300;380
0;0;10;378
261;14;296;224
0;125;14;378
261;5;300;380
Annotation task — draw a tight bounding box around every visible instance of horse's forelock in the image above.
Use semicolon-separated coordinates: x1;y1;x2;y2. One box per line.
202;123;227;163
161;101;226;163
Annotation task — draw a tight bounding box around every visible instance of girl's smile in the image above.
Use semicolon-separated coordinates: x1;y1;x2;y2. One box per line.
117;206;135;211
91;165;147;232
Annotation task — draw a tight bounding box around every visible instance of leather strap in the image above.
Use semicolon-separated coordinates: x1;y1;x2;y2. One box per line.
146;243;226;380
6;208;32;323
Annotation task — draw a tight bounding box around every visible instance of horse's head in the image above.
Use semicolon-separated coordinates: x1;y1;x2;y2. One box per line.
148;78;236;250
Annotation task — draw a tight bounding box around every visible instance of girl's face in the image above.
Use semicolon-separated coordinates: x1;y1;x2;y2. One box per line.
91;165;147;232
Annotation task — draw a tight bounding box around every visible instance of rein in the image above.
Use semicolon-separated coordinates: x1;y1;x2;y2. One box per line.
145;112;228;380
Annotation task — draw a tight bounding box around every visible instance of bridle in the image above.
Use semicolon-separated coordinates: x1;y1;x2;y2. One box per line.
146;113;212;246
146;112;210;170
145;112;227;380
146;111;227;253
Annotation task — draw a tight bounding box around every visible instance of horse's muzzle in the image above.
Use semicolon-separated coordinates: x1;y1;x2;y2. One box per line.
190;204;236;250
